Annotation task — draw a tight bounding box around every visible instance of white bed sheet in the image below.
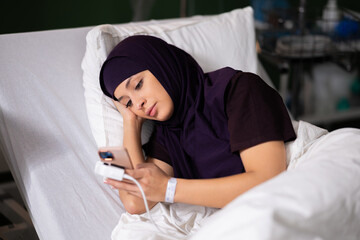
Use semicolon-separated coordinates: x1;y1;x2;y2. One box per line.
0;27;123;239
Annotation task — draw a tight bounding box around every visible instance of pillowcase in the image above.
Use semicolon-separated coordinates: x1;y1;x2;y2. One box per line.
81;7;257;148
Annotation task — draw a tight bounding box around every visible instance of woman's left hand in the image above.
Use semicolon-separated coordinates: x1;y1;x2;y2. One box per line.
113;100;145;129
104;163;171;203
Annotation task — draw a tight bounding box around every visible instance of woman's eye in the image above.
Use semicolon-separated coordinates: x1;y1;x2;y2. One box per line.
135;79;143;90
126;100;132;108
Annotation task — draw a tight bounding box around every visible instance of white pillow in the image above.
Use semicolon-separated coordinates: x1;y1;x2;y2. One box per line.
81;7;257;147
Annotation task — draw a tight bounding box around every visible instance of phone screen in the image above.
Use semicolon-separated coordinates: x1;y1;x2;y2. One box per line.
98;147;133;169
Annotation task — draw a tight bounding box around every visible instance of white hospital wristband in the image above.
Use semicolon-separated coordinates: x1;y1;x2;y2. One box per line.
165;178;177;203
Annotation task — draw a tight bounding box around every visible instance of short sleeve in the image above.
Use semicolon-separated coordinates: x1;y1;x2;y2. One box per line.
143;134;172;166
225;72;296;153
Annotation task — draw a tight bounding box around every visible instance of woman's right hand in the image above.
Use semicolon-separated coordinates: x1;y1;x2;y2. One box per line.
113;100;145;129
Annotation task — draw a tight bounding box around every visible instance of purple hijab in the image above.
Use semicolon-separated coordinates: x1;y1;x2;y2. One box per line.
100;35;244;179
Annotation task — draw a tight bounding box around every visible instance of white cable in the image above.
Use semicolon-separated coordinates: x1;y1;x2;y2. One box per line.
122;175;186;240
95;162;185;239
123;173;165;234
123;174;187;240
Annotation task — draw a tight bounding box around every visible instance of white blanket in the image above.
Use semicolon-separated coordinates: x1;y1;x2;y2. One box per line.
112;121;360;240
112;203;217;240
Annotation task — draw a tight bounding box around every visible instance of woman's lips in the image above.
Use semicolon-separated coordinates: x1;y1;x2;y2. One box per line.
147;103;157;117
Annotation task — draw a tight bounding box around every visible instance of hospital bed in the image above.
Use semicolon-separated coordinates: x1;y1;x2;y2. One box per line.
1;7;360;240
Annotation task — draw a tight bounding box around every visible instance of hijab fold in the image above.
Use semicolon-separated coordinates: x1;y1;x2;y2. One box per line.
100;36;245;179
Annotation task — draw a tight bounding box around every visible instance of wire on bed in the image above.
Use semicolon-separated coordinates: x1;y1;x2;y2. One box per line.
123;174;167;234
123;174;187;239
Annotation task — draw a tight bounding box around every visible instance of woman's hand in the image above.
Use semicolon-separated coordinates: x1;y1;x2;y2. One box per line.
113;100;145;129
105;163;170;203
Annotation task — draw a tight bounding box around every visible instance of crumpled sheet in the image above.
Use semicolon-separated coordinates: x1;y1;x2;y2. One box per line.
112;121;360;240
112;202;217;240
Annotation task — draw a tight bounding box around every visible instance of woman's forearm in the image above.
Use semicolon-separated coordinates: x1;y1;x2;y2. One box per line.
119;120;154;214
112;141;286;210
174;141;286;208
122;120;145;166
174;171;278;208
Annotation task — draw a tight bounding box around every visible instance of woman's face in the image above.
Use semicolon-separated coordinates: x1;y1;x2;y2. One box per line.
113;70;174;121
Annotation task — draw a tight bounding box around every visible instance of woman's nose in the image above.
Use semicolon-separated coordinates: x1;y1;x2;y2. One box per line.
134;97;146;110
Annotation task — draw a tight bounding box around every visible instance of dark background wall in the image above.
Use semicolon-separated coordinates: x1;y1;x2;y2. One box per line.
1;0;359;34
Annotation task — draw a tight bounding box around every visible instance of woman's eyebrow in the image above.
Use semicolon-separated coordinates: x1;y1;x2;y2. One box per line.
125;77;133;89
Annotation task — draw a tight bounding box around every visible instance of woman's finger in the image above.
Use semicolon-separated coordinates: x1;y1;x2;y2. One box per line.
105;178;139;192
113;100;125;112
104;175;134;185
125;167;148;179
113;100;132;115
126;191;142;199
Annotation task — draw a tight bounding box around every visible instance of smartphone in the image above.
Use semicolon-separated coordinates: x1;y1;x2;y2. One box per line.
98;146;133;169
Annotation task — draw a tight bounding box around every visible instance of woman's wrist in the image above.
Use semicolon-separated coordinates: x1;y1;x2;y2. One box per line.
123;118;144;133
164;177;177;203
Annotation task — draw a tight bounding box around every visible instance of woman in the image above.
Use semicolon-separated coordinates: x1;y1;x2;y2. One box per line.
99;35;296;215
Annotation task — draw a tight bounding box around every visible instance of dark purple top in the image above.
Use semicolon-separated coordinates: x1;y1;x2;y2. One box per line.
144;71;296;178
